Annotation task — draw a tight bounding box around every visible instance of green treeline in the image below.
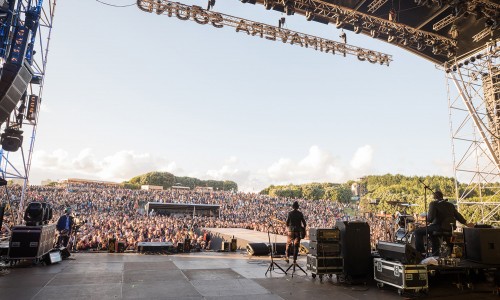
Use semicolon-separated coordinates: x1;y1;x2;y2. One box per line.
123;171;238;191
260;182;353;202
260;174;500;223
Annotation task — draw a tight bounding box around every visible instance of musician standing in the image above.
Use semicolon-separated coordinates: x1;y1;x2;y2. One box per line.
285;201;306;264
56;207;74;248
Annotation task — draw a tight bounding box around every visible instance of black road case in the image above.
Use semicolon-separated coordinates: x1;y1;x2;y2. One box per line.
373;257;428;295
306;254;343;281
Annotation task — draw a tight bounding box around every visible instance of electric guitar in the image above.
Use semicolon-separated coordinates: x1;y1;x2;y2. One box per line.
271;217;306;239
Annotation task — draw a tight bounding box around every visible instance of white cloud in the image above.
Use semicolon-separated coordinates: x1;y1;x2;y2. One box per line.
350;145;374;170
32;148;178;183
30;145;376;192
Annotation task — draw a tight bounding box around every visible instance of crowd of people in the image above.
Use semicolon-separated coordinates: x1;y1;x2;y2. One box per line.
0;182;412;252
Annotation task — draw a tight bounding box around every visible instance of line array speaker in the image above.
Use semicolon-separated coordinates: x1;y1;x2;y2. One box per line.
0;61;33;124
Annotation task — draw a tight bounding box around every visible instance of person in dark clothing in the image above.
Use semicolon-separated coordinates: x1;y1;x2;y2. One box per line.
56;207;74;248
285;201;306;263
414;190;473;256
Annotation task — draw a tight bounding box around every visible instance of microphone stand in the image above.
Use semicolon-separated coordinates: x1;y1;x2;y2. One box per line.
265;223;286;276
418;179;434;257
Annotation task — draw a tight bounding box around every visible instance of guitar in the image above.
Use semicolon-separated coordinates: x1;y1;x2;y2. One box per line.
271;217;306;239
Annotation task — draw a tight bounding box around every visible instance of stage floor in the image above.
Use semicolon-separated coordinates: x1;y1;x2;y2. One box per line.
1;252;499;300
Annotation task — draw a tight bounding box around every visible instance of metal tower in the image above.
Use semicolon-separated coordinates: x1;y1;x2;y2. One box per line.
447;39;500;224
0;0;57;223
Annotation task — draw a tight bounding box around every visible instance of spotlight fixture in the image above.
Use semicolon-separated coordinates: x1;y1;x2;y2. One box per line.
432;44;440;55
335;15;344;29
305;9;313;21
264;0;274;10
1;128;23;152
387;30;396;43
470;56;476;62
284;0;294;15
353;20;362;34
416;40;426;51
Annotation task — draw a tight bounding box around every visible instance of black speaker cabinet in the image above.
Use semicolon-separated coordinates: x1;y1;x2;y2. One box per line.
377;241;422;264
336;220;371;278
246;243;269;256
272;243;286;255
0;61;33;124
8;224;56;259
464;228;500;264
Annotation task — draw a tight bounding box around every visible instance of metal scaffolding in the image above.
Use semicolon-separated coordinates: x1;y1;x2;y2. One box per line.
447;39;500;224
0;0;57;224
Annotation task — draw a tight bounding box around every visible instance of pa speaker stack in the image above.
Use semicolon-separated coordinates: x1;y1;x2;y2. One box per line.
306;228;343;276
336;220;371;281
0;61;33;125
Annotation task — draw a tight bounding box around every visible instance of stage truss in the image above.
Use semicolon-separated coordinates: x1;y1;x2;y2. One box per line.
447;39;500;224
0;0;57;223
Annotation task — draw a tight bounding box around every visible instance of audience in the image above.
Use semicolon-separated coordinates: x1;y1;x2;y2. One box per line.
0;182;405;251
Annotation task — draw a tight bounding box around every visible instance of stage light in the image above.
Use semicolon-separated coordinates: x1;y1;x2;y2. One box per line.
335;15;344;29
1;128;23;152
305;10;313;21
432;45;440;55
416;40;426;51
464;60;469;65
284;0;294;15
264;0;273;10
353;21;362;34
387;30;396;43
370;28;379;38
470;57;476;62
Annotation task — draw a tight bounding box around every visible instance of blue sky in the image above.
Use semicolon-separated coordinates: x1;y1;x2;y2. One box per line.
29;0;452;191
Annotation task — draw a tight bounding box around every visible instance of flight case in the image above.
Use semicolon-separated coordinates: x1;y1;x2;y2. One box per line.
373;257;428;295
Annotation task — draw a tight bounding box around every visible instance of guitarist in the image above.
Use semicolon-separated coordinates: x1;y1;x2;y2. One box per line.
285;201;306;264
56;207;74;248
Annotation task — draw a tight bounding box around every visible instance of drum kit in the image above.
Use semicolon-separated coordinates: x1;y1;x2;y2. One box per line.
388;202;422;246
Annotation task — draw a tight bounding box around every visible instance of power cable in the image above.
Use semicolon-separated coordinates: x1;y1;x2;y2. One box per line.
95;0;136;8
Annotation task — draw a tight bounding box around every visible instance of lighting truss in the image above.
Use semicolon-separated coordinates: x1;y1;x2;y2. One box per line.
432;14;457;32
0;0;57;223
137;0;393;65
473;27;494;43
446;39;500;224
367;0;387;13
249;0;458;57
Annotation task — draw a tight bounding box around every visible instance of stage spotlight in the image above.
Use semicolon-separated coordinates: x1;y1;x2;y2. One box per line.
353;21;362;34
464;60;469;65
284;0;294;15
264;0;273;10
24;202;45;226
1;128;23;152
470;57;476;62
335;15;344;29
305;10;313;21
432;45;440;55
452;66;457;71
387;31;396;43
416;40;426;51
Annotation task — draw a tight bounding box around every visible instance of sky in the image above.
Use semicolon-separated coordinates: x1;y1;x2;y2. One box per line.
25;0;454;192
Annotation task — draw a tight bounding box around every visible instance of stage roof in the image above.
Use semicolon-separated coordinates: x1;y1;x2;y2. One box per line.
249;0;499;64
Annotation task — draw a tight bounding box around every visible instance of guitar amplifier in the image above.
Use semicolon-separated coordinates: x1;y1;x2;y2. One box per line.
309;228;340;242
309;241;341;256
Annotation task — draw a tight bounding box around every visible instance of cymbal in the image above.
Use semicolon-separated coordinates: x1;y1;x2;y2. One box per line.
399;203;419;207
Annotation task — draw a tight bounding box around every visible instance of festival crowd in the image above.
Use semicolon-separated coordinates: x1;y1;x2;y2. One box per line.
0;182;407;252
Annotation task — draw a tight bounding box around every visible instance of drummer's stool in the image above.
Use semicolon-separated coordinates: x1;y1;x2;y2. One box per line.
432;231;453;257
